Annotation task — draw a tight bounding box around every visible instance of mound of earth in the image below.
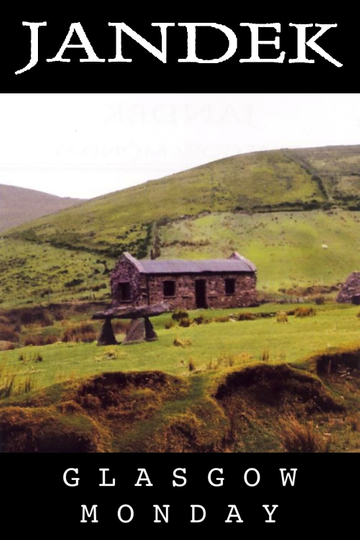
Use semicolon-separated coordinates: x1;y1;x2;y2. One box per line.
313;347;360;376
214;363;344;414
0;406;102;452
0;371;188;452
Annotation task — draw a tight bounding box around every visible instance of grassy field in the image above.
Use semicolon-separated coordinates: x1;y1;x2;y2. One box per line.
0;303;358;453
1;209;359;307
0;303;358;390
159;209;360;291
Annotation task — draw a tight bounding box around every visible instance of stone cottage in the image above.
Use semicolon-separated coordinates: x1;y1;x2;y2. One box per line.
110;251;257;310
337;272;360;305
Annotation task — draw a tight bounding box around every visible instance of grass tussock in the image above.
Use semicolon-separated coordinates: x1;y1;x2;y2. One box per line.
236;312;257;321
0;340;16;351
24;334;57;346
277;311;288;323
179;317;191;328
278;415;327;453
294;306;317;318
173;337;192;348
62;322;97;343
213;315;231;323
172;310;189;322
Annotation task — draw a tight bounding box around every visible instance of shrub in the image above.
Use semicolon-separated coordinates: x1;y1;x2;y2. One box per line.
164;319;174;330
91;283;107;292
172;309;189;322
62;322;97;343
179;317;191;328
24;334;57;346
0;341;16;351
17;308;53;327
236;312;256;321
214;316;230;323
193;314;209;325
64;278;84;288
0;324;19;343
279;415;326;453
314;296;325;305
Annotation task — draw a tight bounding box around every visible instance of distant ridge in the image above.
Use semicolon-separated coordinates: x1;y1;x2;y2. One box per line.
0;184;84;233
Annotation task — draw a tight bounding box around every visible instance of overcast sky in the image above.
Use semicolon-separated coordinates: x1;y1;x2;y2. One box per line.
0;93;359;199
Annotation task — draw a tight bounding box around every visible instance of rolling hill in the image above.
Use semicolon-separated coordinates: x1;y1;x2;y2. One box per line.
0;145;359;307
0;184;83;233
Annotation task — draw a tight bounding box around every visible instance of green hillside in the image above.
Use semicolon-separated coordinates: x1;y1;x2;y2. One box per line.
1;145;359;307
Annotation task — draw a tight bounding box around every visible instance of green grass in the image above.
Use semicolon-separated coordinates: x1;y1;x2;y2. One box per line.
1;209;359;306
159;209;360;291
0;303;358;394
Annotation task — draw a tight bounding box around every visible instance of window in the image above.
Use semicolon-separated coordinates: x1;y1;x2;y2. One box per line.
118;282;131;301
163;280;176;297
225;278;235;295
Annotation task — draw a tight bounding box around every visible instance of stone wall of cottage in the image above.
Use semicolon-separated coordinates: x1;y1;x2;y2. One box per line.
111;257;257;309
147;272;257;309
110;257;147;307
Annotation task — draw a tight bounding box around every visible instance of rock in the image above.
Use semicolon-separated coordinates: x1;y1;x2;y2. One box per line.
93;302;170;320
144;317;158;342
122;319;146;345
97;318;117;346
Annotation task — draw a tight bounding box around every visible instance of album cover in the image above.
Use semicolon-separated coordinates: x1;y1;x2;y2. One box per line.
1;10;358;535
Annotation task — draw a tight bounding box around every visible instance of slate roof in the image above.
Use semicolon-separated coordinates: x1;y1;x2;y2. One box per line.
123;252;256;274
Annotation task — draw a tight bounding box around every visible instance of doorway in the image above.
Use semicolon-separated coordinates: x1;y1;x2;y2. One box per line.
195;279;207;308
